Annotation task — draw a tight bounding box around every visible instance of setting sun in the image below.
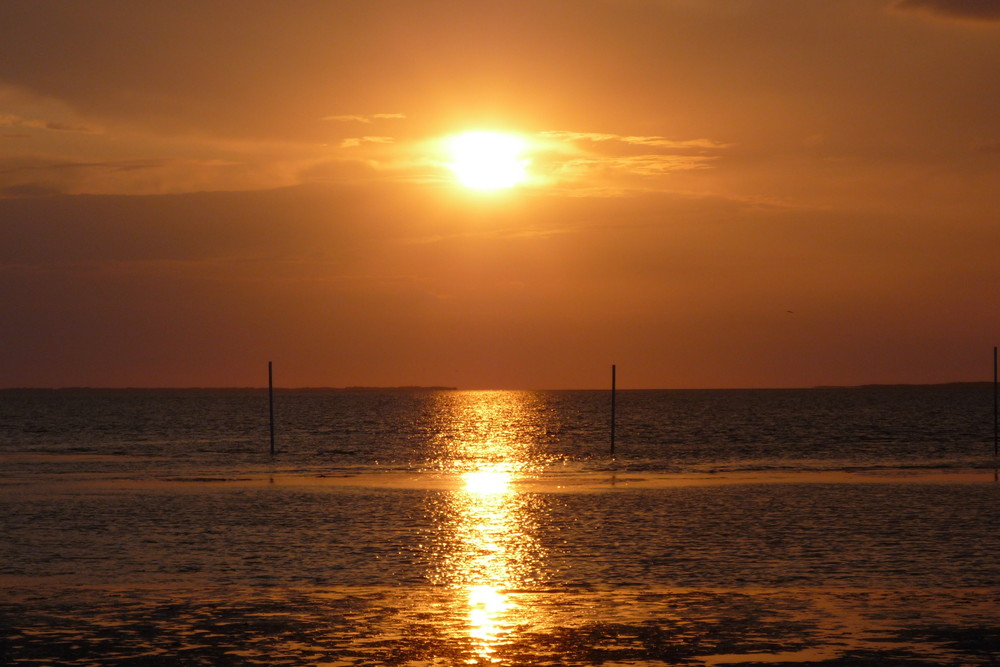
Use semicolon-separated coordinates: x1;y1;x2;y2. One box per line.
446;131;529;190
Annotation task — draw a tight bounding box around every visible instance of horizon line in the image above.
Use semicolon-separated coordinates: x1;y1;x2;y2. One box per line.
0;380;991;392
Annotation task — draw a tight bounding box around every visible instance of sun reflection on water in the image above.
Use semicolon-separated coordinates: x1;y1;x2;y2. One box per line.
464;469;513;495
452;464;530;661
467;584;512;660
424;392;547;662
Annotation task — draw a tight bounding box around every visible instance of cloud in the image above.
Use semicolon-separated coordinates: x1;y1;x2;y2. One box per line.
1;183;62;198
539;131;729;151
892;0;1000;21
34;120;96;133
0;113;97;133
322;113;407;123
0;156;309;198
559;155;717;177
533;129;729;193
340;136;395;148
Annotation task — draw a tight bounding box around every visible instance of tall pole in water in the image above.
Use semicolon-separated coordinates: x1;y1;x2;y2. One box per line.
611;364;617;457
269;361;275;457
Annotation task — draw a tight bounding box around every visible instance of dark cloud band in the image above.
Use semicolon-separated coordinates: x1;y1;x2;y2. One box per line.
894;0;1000;21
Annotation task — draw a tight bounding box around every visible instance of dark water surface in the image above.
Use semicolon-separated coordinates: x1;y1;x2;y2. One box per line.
2;386;998;665
0;384;994;476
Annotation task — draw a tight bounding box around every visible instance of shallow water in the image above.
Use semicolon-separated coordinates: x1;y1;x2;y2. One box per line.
0;385;994;478
2;387;999;664
6;478;997;589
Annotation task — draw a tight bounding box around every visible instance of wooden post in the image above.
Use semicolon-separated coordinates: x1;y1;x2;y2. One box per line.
994;346;997;459
269;361;275;457
611;364;616;457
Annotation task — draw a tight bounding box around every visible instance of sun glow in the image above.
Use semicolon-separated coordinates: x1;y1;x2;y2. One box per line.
446;131;529;190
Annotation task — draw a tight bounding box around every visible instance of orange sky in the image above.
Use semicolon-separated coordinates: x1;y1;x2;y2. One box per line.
1;0;998;389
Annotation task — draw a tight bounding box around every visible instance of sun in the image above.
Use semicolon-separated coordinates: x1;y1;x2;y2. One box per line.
446;131;530;190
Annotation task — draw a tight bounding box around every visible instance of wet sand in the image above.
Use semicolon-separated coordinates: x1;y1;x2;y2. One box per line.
3;583;999;665
2;470;999;665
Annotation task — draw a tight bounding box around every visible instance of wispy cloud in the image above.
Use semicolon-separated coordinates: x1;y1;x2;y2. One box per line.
539;131;729;151
0;113;97;133
340;136;395;148
533;129;729;193
0;156;306;198
1;183;62;198
322;113;407;123
892;0;1000;22
558;155;718;177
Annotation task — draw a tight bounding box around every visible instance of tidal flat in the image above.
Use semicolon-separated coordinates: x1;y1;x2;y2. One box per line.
2;471;999;665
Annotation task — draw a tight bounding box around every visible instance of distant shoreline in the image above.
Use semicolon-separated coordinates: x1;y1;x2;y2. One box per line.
0;385;460;392
0;382;990;392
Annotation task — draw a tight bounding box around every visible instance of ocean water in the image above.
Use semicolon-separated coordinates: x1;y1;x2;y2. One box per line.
1;386;999;665
0;384;994;477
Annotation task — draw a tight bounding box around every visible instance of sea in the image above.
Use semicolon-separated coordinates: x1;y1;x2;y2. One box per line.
1;385;998;665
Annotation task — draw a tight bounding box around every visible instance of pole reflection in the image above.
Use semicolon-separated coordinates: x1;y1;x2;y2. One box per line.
424;392;546;662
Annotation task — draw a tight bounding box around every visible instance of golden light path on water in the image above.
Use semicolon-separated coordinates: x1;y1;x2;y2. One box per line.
462;468;516;660
426;391;547;662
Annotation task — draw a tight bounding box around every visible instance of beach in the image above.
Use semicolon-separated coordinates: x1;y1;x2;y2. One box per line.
3;468;999;665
